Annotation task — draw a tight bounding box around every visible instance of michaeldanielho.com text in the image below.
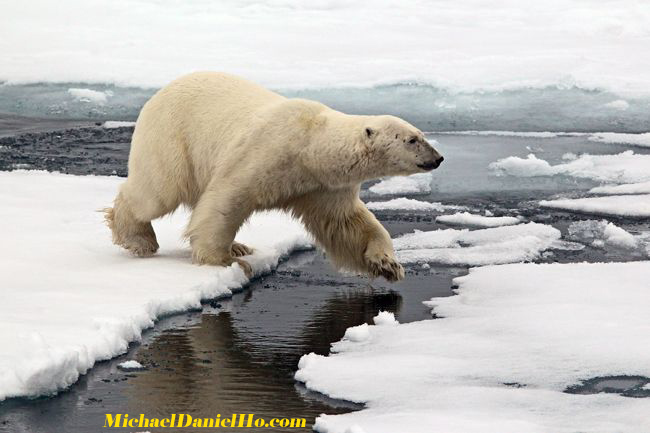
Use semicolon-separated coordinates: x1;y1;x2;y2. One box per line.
104;413;307;429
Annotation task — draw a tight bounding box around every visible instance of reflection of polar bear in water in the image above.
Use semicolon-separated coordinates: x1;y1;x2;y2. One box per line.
105;72;443;282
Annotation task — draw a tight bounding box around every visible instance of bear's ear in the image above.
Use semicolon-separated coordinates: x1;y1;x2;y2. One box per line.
365;127;375;138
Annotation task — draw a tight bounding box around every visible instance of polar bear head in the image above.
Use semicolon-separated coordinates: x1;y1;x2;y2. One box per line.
362;115;443;177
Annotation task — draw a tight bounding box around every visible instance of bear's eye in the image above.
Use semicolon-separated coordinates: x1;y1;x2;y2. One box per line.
408;137;417;144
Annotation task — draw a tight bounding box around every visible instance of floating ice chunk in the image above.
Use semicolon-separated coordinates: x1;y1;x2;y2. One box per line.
67;88;111;103
394;223;560;266
366;198;451;211
588;132;650;148
296;262;650;433
490;151;650;184
373;311;399;326
117;360;143;370
0;171;311;400
368;173;432;195
540;194;650;217
568;220;638;249
343;324;370;343
103;121;136;128
436;212;520;228
590;181;650;195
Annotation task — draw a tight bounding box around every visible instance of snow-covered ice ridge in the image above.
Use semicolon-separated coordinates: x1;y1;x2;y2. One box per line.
0;171;311;400
296;262;650;433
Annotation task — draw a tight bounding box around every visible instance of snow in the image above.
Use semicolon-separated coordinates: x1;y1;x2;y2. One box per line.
372;311;398;326
393;222;560;266
296;262;650;433
589;132;650;148
1;1;649;95
0;170;311;400
490;151;650;184
67;88;111;103
590;181;650;195
117;360;143;370
368;173;432;195
366;198;457;212
540;194;650;218
102;121;136;128
436;211;520;228
343;324;370;343
568;220;638;250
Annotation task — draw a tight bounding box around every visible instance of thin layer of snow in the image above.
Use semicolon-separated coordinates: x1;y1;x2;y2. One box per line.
393;222;560;266
590;181;650;195
2;1;650;95
490;151;650;184
67;88;111;103
589;132;650;148
0;171;311;400
117;360;143;370
436;212;520;228
102;121;136;128
366;198;458;212
568;220;638;250
296;262;650;433
368;173;432;195
540;194;650;218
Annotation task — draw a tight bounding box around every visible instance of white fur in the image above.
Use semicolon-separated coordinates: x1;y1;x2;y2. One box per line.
106;72;442;281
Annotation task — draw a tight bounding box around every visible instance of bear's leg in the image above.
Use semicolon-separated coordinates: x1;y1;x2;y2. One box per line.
293;189;404;282
186;184;253;277
105;186;162;257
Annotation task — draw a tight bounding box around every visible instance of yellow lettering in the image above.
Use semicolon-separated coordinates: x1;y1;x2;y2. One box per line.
103;414;120;427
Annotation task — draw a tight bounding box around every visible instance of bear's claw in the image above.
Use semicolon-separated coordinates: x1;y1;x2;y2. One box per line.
231;242;253;257
365;252;405;282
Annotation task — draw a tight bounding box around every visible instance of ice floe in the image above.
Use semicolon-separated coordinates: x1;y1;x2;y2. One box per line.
102;120;136;128
368;173;432;195
393;222;560;266
436;211;521;228
490;151;650;184
589;132;650;148
117;360;144;370
568;220;639;250
540;194;650;218
0;171;310;400
296;262;650;433
366;198;459;212
590;181;650;195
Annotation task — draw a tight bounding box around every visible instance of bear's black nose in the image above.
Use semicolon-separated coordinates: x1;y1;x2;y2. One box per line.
417;155;444;170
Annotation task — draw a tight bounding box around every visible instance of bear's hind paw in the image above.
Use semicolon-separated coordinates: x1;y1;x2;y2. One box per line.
231;242;253;257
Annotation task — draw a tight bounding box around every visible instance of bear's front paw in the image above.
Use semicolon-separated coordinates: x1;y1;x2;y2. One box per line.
364;251;405;283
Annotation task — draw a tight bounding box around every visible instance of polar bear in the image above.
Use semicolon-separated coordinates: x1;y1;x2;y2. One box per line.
105;72;443;282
